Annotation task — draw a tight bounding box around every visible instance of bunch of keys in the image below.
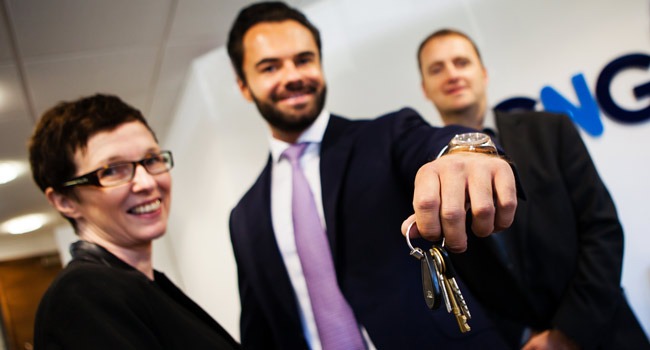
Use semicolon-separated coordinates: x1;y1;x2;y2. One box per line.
406;222;472;333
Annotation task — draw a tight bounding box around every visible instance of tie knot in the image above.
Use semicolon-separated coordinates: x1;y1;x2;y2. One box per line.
282;143;309;163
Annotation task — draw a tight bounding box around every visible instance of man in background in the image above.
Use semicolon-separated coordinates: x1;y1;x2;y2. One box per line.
226;2;518;349
417;28;649;349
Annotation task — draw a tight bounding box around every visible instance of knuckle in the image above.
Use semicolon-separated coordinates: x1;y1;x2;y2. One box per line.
413;196;440;212
472;202;496;220
501;197;518;213
439;206;465;224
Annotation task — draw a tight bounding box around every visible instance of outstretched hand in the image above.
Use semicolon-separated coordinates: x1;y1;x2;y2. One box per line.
401;152;517;253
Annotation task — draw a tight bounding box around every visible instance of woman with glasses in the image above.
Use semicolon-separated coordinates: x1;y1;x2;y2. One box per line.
29;94;241;349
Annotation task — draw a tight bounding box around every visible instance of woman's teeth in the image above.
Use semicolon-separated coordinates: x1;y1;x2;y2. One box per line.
130;199;161;214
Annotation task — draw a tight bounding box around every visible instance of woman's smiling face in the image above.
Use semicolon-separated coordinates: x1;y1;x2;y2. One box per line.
66;120;172;249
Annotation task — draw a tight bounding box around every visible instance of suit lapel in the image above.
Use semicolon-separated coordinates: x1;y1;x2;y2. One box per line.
495;111;529;223
245;159;304;324
495;111;530;275
320;115;355;261
245;158;275;247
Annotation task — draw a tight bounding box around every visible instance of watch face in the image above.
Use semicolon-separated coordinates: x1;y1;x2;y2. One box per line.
443;132;498;157
451;132;490;146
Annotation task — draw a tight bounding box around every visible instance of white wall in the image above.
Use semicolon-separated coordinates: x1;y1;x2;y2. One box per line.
0;231;58;261
163;0;650;340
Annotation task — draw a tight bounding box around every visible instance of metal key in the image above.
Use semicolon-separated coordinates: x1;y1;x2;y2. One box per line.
406;223;442;310
405;222;471;333
431;246;470;332
429;247;452;313
431;245;471;333
435;244;472;320
421;251;442;309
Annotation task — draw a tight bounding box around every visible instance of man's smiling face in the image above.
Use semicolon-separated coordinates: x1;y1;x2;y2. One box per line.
238;20;326;142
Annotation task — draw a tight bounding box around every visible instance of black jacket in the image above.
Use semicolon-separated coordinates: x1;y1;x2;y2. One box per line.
34;240;241;350
452;111;650;349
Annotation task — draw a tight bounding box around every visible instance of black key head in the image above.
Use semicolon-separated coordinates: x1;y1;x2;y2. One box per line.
421;252;442;310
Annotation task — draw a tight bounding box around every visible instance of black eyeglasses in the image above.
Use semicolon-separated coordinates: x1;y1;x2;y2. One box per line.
61;151;174;188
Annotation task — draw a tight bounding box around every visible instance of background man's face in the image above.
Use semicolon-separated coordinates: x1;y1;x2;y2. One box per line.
419;35;488;120
238;20;326;140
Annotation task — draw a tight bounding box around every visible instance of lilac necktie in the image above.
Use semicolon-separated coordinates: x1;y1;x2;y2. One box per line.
282;143;365;350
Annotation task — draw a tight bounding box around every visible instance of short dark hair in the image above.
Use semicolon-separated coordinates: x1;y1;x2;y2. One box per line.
417;28;483;74
28;94;155;226
227;1;322;84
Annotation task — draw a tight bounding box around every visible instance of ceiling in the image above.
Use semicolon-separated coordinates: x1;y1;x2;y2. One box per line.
0;0;314;257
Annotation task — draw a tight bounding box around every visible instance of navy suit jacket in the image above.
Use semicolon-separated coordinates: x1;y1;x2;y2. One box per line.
229;108;512;349
451;111;649;349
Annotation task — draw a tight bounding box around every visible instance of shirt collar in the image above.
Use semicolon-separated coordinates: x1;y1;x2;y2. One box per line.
269;109;330;163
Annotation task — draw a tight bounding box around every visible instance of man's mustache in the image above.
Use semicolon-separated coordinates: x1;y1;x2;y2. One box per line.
272;81;319;102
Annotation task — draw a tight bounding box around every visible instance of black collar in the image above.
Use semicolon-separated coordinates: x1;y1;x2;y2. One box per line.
70;240;134;271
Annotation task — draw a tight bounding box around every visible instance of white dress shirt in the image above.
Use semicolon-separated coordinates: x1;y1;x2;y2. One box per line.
268;110;375;350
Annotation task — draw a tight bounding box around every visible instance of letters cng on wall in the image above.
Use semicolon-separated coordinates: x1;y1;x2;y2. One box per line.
495;53;650;136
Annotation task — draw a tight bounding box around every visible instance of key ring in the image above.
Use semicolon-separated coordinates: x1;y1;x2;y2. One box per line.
406;221;424;259
406;221;445;253
406;221;442;310
405;221;472;330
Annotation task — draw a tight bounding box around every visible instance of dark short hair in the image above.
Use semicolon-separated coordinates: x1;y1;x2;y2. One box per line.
28;94;156;226
227;1;322;84
417;28;483;74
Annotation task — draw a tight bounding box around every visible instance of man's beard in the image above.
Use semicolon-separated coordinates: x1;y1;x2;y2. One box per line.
251;84;327;133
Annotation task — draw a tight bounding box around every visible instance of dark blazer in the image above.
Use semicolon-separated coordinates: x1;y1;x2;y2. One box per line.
34;241;241;350
230;108;512;349
452;111;649;349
